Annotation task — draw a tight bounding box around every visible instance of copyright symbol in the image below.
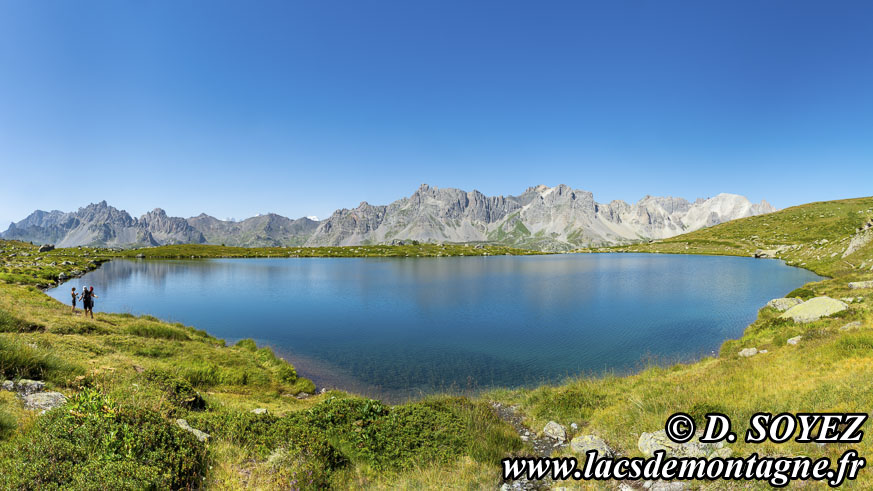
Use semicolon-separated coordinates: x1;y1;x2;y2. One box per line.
664;413;695;443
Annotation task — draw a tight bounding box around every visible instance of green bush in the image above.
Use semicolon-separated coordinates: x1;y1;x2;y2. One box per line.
0;388;206;489
144;369;206;411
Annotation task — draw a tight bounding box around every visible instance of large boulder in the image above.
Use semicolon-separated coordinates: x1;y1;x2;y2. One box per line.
570;434;613;457
766;298;804;311
779;297;848;323
24;392;67;412
638;430;730;458
848;281;873;290
738;348;758;357
542;421;567;442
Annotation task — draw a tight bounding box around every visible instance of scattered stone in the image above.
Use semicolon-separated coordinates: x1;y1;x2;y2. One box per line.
840;297;861;303
135;253;146;259
779;297;848;323
638;430;730;459
14;379;45;395
58;272;68;280
840;321;863;331
176;418;210;442
848;280;873;290
38;244;55;252
766;297;804;311
759;349;768;354
570;434;614;457
24;392;67;412
738;348;758;357
570;422;578;430
1;380;13;391
787;336;802;345
251;408;268;415
543;421;567;442
294;392;312;400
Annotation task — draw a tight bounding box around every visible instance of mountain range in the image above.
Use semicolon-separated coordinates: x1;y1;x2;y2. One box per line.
1;184;775;251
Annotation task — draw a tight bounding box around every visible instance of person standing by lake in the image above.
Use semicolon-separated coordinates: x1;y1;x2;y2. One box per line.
70;287;78;314
81;286;98;319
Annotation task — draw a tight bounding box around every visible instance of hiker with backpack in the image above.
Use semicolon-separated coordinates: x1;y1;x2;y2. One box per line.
80;286;98;319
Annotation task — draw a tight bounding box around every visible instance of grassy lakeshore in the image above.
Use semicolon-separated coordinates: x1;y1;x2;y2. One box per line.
1;197;873;488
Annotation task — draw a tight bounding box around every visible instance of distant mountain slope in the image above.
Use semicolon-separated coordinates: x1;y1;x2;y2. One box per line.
186;213;318;247
1;202;204;248
1;185;774;250
305;184;775;250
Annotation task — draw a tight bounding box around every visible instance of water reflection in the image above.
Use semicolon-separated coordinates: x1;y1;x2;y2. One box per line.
48;254;820;401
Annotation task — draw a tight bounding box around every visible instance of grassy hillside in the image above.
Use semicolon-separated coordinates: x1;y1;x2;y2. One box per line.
2;197;873;488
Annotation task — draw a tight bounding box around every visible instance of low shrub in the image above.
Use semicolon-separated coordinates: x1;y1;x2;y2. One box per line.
144;369;206;410
0;388;206;489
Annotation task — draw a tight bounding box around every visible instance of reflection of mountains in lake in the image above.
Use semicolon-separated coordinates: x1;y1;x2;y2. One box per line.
48;255;820;400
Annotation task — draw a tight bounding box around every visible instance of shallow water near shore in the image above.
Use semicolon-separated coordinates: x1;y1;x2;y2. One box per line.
47;254;820;401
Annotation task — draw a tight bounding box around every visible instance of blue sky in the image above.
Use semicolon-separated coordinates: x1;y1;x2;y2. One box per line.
1;1;871;226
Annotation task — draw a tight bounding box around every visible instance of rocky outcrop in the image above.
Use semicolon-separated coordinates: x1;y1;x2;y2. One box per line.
24;392;67;412
779;297;849;323
766;298;804;311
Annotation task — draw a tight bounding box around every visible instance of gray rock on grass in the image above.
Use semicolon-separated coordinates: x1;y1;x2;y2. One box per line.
787;336;802;345
766;298;803;311
570;434;614;457
24;392;67;412
543;421;567;442
848;280;873;290
779;297;848;323
176;418;210;442
738;348;758;357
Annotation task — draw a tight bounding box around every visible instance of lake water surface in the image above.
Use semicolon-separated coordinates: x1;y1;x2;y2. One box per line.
47;254;819;401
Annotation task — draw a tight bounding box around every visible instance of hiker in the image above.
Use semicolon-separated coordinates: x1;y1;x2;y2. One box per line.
71;287;78;313
81;286;98;319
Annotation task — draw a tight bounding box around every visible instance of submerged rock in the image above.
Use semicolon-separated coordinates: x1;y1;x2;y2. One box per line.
779;297;848;323
766;297;804;311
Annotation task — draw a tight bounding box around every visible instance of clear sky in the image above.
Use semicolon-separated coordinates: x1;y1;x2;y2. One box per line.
1;1;872;227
